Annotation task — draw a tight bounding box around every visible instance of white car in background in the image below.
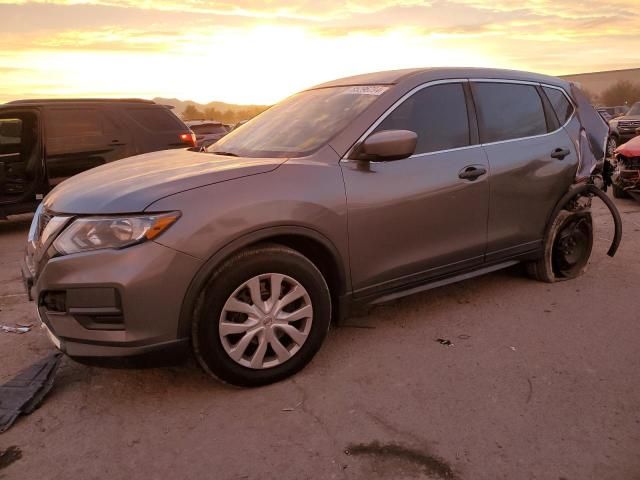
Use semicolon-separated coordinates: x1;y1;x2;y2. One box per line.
185;120;230;148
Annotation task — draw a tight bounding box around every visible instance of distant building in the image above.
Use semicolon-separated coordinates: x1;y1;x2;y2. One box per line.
559;68;640;97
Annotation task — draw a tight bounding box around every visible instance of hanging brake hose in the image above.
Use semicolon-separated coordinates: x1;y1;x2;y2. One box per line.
547;184;622;257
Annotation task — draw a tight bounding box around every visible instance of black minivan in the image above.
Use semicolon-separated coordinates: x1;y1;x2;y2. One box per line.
0;99;195;217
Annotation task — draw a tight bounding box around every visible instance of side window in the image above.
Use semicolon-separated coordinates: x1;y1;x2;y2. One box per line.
46;109;107;138
473;83;547;143
45;108;118;155
543;86;574;125
126;107;183;132
374;83;470;155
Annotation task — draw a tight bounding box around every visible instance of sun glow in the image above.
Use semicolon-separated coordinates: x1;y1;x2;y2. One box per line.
2;24;497;104
1;0;639;104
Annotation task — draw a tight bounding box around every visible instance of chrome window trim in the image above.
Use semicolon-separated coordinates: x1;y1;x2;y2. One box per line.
469;79;576;148
409;144;482;159
342;77;577;162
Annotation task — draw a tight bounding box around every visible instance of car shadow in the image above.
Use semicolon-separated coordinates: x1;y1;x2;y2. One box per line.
0;214;33;235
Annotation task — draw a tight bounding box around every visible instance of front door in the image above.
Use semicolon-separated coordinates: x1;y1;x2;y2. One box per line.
0;109;42;205
341;81;490;298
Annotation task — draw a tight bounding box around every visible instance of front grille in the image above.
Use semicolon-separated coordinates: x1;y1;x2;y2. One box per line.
619;157;640;169
618;120;640;130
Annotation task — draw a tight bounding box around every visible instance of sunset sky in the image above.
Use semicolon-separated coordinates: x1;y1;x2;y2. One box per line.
1;0;639;105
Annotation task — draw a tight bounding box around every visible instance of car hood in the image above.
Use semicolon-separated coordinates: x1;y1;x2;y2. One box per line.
615;114;640;121
43;149;285;214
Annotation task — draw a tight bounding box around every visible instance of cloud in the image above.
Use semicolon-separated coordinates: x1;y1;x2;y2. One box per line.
0;0;639;103
449;0;640;20
0;0;431;20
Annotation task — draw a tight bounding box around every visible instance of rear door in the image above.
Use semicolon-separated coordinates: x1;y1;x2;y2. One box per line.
44;106;132;187
342;81;490;298
470;81;578;262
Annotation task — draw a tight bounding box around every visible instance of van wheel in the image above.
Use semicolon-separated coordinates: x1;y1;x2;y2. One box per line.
192;244;331;387
526;210;593;283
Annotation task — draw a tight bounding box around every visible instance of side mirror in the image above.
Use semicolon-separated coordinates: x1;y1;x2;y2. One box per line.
354;130;417;161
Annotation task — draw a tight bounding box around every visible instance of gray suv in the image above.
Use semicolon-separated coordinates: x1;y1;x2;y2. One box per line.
22;68;615;386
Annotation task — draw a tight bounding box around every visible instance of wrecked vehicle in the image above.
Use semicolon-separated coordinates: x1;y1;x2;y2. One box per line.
608;102;640;152
21;68;622;387
612;133;640;200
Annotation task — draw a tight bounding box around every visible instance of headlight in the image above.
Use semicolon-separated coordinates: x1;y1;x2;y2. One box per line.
52;212;180;255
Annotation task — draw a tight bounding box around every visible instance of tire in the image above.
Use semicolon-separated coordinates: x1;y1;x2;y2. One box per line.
526;209;593;283
612;183;629;199
192;244;331;387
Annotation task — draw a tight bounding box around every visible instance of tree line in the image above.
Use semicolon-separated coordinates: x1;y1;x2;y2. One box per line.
182;104;270;124
584;80;640;107
179;80;640;122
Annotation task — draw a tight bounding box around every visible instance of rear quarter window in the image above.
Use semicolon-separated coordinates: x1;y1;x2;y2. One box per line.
125;107;184;132
543;87;574;125
473;83;547;143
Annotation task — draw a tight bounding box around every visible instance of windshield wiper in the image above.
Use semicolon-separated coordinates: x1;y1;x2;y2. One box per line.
211;151;239;157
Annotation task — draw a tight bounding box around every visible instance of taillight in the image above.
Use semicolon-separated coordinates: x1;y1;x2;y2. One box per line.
180;132;196;147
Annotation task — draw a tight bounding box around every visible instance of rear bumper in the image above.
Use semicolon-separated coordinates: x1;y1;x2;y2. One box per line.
26;240;202;358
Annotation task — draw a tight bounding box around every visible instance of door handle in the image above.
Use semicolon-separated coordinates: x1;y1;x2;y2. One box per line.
551;148;570;160
458;165;487;181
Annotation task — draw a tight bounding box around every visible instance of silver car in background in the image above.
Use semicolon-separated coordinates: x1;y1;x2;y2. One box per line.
185;120;229;148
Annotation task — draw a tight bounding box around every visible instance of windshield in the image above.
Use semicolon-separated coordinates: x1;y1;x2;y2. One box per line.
191;124;227;135
628;102;640;116
206;85;388;158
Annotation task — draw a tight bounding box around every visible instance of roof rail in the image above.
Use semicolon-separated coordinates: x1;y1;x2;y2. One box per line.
5;98;156;105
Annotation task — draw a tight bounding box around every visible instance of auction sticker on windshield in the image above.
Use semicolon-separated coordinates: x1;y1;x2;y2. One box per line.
341;86;389;95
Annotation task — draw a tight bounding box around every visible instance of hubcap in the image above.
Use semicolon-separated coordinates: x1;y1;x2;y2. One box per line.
219;273;313;369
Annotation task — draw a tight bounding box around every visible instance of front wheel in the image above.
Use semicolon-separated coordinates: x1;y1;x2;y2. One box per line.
192;244;331;387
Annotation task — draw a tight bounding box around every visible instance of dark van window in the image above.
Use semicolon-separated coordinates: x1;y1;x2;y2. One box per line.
473;83;547;143
126;108;182;132
374;83;469;155
47;109;104;138
543;86;573;125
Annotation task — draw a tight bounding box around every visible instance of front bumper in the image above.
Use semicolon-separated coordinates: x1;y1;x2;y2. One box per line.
24;241;202;357
616;131;639;143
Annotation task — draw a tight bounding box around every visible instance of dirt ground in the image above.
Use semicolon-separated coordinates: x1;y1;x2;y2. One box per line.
1;196;639;480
